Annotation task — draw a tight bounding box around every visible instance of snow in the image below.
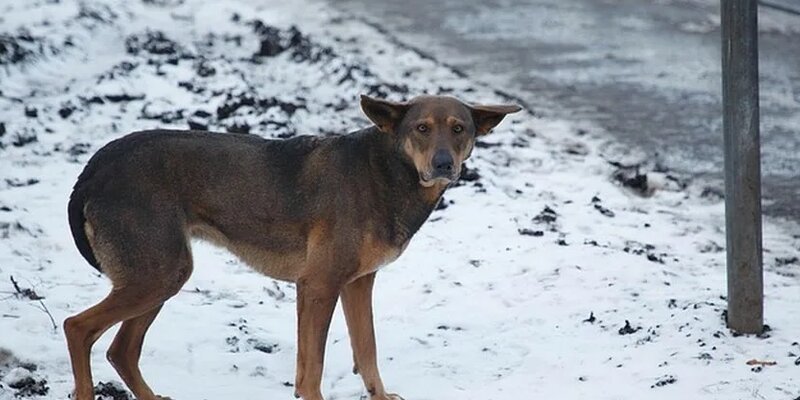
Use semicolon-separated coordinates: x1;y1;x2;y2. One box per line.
1;0;799;399
2;368;33;387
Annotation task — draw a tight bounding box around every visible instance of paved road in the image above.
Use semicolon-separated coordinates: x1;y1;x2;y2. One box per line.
329;0;800;221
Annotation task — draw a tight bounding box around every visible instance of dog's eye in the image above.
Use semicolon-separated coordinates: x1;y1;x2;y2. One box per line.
416;124;428;133
453;125;464;134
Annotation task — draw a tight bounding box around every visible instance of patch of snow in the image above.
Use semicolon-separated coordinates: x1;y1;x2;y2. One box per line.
2;368;33;387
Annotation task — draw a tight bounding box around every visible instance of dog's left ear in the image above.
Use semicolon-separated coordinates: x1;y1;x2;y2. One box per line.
470;104;522;136
360;95;409;134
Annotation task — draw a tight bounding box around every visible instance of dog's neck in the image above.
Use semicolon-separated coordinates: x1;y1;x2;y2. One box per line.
362;126;447;246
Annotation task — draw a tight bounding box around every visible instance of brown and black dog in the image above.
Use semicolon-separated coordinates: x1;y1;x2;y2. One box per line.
64;94;520;400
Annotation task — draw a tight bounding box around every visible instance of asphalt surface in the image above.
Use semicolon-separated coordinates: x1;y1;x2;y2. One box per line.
329;0;800;222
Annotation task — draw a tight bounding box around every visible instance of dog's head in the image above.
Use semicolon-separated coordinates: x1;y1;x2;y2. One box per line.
360;94;521;187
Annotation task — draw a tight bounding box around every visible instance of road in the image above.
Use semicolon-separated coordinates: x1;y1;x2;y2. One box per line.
328;0;800;221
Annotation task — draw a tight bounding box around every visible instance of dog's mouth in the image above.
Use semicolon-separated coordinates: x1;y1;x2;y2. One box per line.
419;177;449;187
419;171;458;187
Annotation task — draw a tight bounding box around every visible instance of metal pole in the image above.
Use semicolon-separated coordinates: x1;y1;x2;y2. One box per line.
721;0;763;334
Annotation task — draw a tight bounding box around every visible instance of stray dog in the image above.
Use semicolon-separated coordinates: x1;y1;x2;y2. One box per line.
65;94;520;400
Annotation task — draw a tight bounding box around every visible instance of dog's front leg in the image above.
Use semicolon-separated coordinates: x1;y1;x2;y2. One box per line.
341;273;404;400
294;277;340;400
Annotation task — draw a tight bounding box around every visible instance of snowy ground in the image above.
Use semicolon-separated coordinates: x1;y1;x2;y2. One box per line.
1;0;799;399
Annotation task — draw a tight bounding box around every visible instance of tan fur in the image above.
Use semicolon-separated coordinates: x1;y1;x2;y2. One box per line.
190;222;305;281
354;234;406;282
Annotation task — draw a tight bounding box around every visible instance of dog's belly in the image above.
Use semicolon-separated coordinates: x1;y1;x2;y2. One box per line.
189;222;305;282
229;244;305;281
189;222;412;283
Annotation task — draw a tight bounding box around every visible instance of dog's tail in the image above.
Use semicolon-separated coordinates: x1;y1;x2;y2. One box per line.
67;175;101;273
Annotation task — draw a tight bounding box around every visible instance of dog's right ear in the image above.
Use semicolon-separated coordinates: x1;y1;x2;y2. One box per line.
360;95;409;134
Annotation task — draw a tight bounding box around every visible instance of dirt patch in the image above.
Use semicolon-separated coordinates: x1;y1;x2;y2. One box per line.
94;381;133;400
126;30;183;56
533;206;558;225
0;350;48;398
650;375;676;388
249;20;334;62
518;228;544;237
618;320;641;335
7;376;49;397
0;30;57;65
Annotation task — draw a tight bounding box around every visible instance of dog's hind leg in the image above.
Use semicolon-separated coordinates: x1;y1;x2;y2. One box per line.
102;248;190;400
341;273;403;400
64;285;171;400
106;305;166;399
65;203;192;400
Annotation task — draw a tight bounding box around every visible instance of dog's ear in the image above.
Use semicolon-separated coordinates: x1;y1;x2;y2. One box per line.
360;95;409;134
469;104;522;136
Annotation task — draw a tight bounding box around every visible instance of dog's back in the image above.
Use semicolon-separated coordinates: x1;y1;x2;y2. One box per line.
68;130;333;279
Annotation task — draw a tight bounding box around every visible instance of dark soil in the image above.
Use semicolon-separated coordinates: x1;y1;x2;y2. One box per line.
94;381;133;400
775;256;799;266
593;203;615;218
105;93;145;103
8;376;49;397
518;228;543;237
618;320;641;335
215;93;305;121
0;30;55;65
434;196;454;211
249;20;334;62
533;206;558;224
613;166;649;195
59;103;77;119
650;375;676;388
125;30;185;57
458;164;480;183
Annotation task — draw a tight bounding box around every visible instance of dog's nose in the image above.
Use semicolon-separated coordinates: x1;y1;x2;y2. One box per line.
432;150;454;177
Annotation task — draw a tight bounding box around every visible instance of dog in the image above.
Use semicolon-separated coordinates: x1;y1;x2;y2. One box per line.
64;94;520;400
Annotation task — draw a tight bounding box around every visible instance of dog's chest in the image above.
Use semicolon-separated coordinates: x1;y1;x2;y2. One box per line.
355;234;410;279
